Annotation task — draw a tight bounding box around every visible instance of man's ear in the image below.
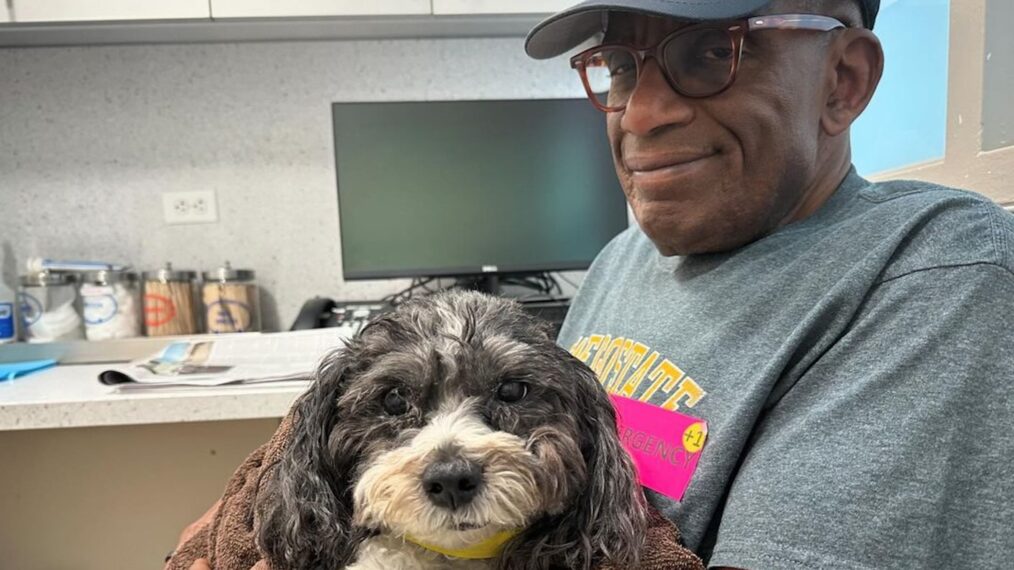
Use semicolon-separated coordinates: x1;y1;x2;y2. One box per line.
821;28;885;137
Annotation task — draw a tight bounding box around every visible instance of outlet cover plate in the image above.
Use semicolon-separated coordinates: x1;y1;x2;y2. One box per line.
162;190;218;224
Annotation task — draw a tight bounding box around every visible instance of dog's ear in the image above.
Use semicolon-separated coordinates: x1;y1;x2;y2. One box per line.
500;348;647;570
569;354;647;568
257;346;366;569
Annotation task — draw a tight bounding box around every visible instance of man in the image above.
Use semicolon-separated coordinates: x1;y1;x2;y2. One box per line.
529;0;1014;568
178;1;1014;568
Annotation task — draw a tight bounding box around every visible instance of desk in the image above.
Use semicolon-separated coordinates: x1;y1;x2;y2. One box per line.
0;366;303;570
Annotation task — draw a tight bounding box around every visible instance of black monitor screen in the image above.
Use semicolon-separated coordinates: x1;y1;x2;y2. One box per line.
333;99;629;280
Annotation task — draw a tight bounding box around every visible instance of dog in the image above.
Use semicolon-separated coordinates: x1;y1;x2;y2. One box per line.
255;290;647;569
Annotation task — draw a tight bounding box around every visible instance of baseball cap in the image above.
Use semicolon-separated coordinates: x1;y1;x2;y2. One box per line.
525;0;881;59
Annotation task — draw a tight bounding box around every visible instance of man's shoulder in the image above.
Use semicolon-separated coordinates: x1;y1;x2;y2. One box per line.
855;178;1014;280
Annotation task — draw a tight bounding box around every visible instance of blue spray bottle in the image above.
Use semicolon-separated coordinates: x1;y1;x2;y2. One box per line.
0;250;15;344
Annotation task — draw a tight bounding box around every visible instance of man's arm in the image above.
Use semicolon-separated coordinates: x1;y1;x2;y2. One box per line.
707;263;1014;569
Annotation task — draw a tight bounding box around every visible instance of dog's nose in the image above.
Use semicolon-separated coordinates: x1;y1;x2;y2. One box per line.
422;459;483;510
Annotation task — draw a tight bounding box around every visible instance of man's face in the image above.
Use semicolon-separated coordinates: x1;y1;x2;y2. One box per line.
605;11;835;255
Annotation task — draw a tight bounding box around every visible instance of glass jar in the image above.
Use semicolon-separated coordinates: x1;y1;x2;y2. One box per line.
143;263;200;337
18;271;84;343
80;270;142;341
202;262;261;333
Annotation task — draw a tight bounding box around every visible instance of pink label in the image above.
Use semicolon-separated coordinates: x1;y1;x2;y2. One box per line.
610;395;708;502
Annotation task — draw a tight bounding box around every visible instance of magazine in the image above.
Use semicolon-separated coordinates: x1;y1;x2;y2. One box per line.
98;328;348;391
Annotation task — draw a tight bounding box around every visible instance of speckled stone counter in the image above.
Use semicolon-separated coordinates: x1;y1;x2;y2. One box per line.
0;364;307;430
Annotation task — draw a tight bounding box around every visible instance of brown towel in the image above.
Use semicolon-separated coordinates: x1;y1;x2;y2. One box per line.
167;412;703;570
599;508;704;570
167;411;295;570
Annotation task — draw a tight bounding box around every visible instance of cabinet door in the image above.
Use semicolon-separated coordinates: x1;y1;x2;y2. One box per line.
13;0;210;22
432;0;575;14
211;0;431;18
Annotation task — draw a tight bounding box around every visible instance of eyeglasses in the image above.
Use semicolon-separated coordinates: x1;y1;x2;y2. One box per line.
570;14;847;112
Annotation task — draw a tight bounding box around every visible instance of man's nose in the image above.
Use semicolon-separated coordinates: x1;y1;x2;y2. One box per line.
421;458;483;510
620;58;695;136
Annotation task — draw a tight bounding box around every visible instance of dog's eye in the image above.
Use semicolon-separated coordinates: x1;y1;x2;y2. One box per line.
495;380;528;403
382;387;410;416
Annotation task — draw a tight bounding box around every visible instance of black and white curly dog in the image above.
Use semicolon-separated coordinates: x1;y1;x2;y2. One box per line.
257;291;647;569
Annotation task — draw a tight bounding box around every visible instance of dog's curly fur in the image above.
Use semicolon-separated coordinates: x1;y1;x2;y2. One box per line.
256;291;647;569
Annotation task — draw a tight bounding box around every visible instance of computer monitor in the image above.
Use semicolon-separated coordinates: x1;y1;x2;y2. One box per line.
332;98;629;290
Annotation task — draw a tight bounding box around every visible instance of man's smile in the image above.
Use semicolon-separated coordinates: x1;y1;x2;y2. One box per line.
624;150;720;193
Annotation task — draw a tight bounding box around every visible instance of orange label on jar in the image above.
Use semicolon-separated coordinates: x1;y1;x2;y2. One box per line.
144;294;177;327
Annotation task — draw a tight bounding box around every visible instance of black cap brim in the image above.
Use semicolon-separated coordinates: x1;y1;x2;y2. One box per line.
525;0;771;60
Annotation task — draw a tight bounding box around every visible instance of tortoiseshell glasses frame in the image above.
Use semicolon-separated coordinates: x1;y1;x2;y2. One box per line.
570;14;848;112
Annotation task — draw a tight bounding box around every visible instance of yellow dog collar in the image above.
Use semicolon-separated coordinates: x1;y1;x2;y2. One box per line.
404;528;520;560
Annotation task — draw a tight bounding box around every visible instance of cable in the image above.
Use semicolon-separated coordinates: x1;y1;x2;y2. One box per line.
498;272;571;303
555;271;580;292
381;277;440;307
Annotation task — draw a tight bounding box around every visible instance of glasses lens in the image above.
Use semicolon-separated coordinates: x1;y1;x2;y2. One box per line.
662;27;737;97
581;48;638;110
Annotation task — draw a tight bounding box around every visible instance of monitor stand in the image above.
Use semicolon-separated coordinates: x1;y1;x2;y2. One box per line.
454;274;501;295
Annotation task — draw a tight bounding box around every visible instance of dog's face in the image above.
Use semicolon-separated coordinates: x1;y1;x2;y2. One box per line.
259;291;645;569
347;298;593;549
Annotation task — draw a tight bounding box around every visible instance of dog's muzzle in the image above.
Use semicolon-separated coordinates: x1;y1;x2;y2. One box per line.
422;457;483;511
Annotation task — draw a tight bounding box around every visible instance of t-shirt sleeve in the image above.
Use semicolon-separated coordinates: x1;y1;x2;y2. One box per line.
707;262;1014;569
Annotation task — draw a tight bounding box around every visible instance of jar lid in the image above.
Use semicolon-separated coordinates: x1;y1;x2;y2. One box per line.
203;261;255;283
143;263;197;282
82;269;139;284
20;270;77;287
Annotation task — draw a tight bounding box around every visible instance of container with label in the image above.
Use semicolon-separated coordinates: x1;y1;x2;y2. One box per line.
202;262;260;334
0;293;14;345
143;263;199;337
18;271;85;343
0;249;16;344
80;270;142;341
0;301;14;344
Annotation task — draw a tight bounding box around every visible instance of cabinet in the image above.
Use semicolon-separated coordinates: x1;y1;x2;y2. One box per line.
432;0;575;14
13;0;210;22
0;1;549;46
211;0;431;19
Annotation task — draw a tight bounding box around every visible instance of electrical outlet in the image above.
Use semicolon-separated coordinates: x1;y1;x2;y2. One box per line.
162;190;219;224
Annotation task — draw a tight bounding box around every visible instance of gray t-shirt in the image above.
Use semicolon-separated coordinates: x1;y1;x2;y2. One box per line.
557;169;1014;569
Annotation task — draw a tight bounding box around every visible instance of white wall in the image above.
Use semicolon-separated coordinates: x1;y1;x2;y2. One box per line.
0;38;586;330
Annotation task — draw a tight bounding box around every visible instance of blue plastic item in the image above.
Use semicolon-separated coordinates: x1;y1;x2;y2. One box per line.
0;359;58;381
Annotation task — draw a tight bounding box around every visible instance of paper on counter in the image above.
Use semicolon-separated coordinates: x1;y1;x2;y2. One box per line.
98;327;353;390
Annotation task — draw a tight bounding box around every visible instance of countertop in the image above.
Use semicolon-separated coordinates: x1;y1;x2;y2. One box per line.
0;364;307;431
